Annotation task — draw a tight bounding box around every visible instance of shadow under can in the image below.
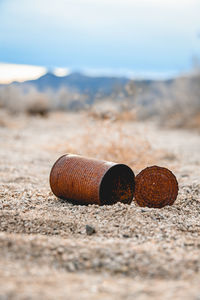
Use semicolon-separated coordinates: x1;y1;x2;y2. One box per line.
50;154;135;205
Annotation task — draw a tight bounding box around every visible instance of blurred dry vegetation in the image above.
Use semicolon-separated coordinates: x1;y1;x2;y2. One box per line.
0;71;200;130
46;117;166;171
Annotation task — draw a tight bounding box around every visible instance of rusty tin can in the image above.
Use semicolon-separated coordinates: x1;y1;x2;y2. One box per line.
50;154;135;205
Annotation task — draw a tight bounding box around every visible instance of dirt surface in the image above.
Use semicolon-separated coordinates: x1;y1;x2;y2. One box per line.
0;110;200;300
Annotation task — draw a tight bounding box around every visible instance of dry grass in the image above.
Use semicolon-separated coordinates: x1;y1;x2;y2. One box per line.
0;85;86;115
48;115;165;171
1;73;200;130
183;112;200;129
88;100;137;122
140;75;200;130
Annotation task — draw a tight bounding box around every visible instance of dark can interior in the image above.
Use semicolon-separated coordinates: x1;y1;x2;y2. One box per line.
99;164;135;205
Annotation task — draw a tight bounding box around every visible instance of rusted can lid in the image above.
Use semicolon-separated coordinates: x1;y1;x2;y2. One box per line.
134;166;179;208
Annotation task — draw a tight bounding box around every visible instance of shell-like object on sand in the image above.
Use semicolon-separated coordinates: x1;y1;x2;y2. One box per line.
134;166;179;208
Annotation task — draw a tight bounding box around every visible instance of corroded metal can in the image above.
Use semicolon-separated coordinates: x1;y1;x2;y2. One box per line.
50;154;135;205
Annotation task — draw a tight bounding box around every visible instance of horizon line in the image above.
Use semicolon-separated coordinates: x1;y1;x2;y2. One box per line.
0;62;196;84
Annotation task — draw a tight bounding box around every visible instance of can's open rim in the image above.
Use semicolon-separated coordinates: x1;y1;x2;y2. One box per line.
99;164;135;206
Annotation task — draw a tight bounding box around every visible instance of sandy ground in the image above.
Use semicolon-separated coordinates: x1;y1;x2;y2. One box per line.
0;110;200;300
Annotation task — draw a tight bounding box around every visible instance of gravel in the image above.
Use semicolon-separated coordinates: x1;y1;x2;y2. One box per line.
0;111;200;299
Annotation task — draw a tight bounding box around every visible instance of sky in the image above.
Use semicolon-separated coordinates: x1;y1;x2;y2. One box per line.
0;0;200;82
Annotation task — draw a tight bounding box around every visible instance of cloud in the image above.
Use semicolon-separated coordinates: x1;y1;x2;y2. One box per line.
53;67;69;77
0;63;46;84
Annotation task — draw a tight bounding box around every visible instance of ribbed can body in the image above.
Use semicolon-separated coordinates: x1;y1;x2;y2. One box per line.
50;154;135;205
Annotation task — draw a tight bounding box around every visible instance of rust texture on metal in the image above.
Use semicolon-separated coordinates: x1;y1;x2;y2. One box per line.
134;166;179;208
50;154;135;205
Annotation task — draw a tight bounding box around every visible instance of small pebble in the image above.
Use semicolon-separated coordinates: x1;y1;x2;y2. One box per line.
86;225;96;235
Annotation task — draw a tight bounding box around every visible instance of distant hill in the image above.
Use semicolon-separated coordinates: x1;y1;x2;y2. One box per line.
0;72;177;105
10;72;130;97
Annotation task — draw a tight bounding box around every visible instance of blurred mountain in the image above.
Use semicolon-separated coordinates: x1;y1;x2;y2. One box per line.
0;71;177;105
11;72;130;96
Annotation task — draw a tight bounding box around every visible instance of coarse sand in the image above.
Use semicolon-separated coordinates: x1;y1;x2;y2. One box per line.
0;110;200;300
